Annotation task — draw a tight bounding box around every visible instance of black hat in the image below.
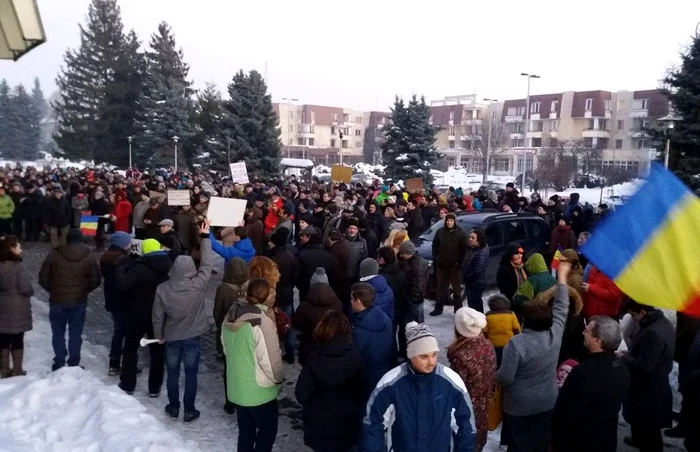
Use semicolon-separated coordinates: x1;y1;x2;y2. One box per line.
347;218;360;229
158;235;177;250
270;227;289;247
506;182;515;189
329;229;342;241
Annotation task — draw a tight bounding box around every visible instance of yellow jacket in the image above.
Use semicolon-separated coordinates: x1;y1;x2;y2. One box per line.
484;311;521;348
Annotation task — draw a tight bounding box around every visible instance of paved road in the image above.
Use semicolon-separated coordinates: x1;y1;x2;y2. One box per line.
23;241;686;451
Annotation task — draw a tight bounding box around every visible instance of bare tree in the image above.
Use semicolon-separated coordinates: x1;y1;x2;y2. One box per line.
533;145;577;191
564;139;602;175
464;115;511;182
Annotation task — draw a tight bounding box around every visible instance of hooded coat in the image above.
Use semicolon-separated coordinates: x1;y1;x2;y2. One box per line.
352;306;395;394
115;249;173;321
113;199;133;233
152;237;213;341
210;231;256;266
100;246;130;312
582;266;624;320
513;253;556;309
379;262;407;319
496;243;527;303
44;195;71;228
292;283;344;365
0;258;34;334
329;238;351;306
245;208;265;255
359;274;394;321
366;202;388;242
550;223;576;255
268;244;299;308
39;242;101;304
214;258;248;354
432;220;469;268
296;235;336;302
295;334;366;451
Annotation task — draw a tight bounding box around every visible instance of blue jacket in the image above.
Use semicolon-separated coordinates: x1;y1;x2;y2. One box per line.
209;232;256;266
361;363;476;452
464;245;489;285
360;275;394;321
352;306;395;394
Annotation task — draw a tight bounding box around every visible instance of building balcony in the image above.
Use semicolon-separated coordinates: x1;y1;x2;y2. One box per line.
526;131;543;139
548;131;558;138
464;118;483;126
628;129;650;138
582;129;611;138
505;115;525;123
549;113;558;120
448;134;456;141
297;132;315;138
629;108;648;119
459;135;481;141
510;133;524;140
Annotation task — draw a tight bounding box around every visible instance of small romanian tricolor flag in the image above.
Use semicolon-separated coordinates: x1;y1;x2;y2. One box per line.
80;215;99;237
551;245;563;271
581;163;700;317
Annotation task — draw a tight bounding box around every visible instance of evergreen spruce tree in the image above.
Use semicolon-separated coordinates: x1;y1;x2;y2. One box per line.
135;22;194;168
381;94;441;186
27;78;47;160
6;84;33;160
222;70;281;180
0;80;11;158
662;28;700;190
192;83;229;171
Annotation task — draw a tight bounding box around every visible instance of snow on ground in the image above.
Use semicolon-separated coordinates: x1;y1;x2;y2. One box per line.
0;298;199;452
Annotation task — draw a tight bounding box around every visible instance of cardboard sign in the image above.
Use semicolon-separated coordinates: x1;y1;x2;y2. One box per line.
406;178;424;193
130;239;143;256
167;189;191;206
331;165;352;183
207;197;247;227
229;162;250;184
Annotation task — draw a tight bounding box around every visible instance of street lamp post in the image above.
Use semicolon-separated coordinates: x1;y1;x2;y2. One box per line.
127;136;133;169
658;113;681;169
521;73;541;192
483;98;498;183
172;136;180;173
282;97;298;158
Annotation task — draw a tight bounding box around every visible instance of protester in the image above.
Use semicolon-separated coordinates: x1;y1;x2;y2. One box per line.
496;243;527;305
0;185;16;237
397;240;428;357
295;311;365;452
210;225;256;266
345;220;368;284
463;227;489;313
549;218;576;257
296;228;335;302
153;220;213;423
483;294;521;367
267;227;298;363
431;213;469;316
358;258;394;321
581;265;624;321
328;228;351;312
45;187;71;248
0;236;33;377
513;253;556;308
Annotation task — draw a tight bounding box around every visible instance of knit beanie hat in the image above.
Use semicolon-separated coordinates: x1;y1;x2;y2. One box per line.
224;258;248;286
359;258;379;278
405;322;439;359
310;267;329;286
142;238;162;255
110;231;132;250
398;240;416;256
270;227;289;247
454;307;487;338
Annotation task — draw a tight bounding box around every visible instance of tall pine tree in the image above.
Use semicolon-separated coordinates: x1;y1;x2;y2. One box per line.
192;83;229;171
135;22;194;168
27;78;47;160
222;70;281;180
662;28;700;190
381;94;441;185
0;80;11;158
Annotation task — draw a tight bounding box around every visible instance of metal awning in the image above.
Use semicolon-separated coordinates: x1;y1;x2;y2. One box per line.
0;0;46;61
280;158;314;168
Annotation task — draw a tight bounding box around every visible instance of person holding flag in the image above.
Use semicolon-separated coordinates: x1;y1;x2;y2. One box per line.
549;218;575;264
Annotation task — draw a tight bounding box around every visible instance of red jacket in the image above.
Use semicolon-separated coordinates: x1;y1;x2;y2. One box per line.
583;266;624;319
264;199;283;235
113;200;133;233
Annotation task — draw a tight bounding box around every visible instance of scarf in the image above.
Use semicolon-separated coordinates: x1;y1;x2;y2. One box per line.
512;262;527;286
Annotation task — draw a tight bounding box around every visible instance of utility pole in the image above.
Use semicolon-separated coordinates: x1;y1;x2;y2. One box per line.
521;73;541;192
127;136;133;169
172;136;180;173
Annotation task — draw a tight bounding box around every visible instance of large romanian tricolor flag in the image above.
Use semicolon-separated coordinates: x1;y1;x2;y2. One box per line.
80;215;99;237
581;163;700;317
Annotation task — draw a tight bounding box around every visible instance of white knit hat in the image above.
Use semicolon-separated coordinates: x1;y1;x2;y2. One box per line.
405;322;439;359
454;307;487;338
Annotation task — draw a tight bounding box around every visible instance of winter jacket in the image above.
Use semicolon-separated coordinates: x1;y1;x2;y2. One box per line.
464;245;489;286
213;258;248;355
9;193;22;220
329;239;351;305
379;262;407;318
352;306;395;394
553;351;630;452
292;283;344;366
175;210;197;251
582;266;623;320
112;200;132;233
402;253;428;305
366;204;388;242
268;245;299;308
623;309;675;429
496;283;569;416
210;232;256;266
295;334;366;451
496;245;527;303
44;196;71;228
245;209;265;255
549;224;576;256
484;311;521;348
432;224;469;267
361;362;476;452
296;239;336;302
152;237;213;341
359;274;394;321
513;253;556;308
0;260;34;334
39;243;101;305
21;191;42;221
71;195;89;228
99;246;130;312
223;301;283;407
132;201;150;230
346;233;368;280
406;208;425;239
143;207;165;239
0;194;14;220
114;250;173;321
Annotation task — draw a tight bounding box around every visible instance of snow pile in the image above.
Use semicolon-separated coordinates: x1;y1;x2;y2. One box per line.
529;178;645;208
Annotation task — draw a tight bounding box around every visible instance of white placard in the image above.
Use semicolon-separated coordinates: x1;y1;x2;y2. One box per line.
130;239;143;256
167;189;191;206
207;197;247;227
229;162;250;184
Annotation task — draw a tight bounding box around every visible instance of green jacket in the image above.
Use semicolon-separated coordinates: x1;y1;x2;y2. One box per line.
0;195;15;220
222;301;283;407
514;253;556;308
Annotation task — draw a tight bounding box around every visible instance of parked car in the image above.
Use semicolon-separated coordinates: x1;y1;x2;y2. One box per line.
416;211;552;300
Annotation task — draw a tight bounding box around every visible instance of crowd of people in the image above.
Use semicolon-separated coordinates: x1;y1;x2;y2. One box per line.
0;163;698;452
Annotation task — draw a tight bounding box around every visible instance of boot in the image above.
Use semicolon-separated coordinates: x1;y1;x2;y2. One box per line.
0;349;11;378
9;349;26;377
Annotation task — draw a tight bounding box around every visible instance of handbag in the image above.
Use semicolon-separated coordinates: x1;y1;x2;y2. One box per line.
272;307;291;337
488;384;503;431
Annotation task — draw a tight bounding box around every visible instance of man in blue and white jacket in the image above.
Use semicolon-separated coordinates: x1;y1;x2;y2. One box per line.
360;321;476;452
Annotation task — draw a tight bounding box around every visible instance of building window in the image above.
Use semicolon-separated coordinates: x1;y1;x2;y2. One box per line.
343;113;350;122
551;100;558;112
288;139;293;145
583;137;594;148
638;140;649;149
513;123;523;133
531;121;543;132
615;139;623;149
449;126;455;136
585;98;593;111
599;120;607;130
550;138;558;147
512;139;523;147
342;140;349;148
495;159;510;172
532;138;542;147
550;120;559;131
604;99;612;111
289;111;293;119
642;120;650;129
641;99;649;109
311;111;316;123
309;125;314;133
462;141;472;150
531;102;540;114
507;107;516;116
598;138;609;149
355;142;362;148
449;140;455;149
475;110;481;119
517;106;525;116
308;138;315;146
492;111;498;119
330;139;336;148
355;117;362;124
517;157;532;172
449;111;455;121
617;120;624;130
355;129;361;136
289;125;293;132
301;112;307;124
588;119;595;130
297;138;304;145
332;113;338;121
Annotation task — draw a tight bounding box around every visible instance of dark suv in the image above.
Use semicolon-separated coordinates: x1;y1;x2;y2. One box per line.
416;211;551;297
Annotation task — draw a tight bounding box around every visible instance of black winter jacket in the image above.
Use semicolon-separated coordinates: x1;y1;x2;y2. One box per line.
44;196;71;228
114;251;173;321
464;245;489;285
405;208;425;239
296;240;335;302
100;246;130;312
268;245;299;308
432;224;469;267
22;191;43;221
379;262;407;317
402;253;428;304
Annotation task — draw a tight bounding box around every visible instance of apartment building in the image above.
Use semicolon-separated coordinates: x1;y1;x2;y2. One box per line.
273;102;370;165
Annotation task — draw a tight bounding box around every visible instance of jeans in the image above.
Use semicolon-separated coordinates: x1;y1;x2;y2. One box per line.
120;316;165;394
281;304;295;358
0;218;11;237
236;399;279;452
435;265;462;311
109;310;127;365
166;337;201;411
466;283;486;313
24;219;41;242
49;302;87;367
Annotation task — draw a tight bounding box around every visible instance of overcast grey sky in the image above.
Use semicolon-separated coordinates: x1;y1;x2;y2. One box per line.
2;0;700;111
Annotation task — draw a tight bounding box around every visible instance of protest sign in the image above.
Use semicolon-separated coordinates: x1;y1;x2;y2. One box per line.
130;239;143;256
331;165;352;183
167;189;191;206
405;178;424;193
207;197;247;227
229;162;250;184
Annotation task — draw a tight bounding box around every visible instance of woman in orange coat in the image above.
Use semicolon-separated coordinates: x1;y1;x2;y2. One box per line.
112;193;133;233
